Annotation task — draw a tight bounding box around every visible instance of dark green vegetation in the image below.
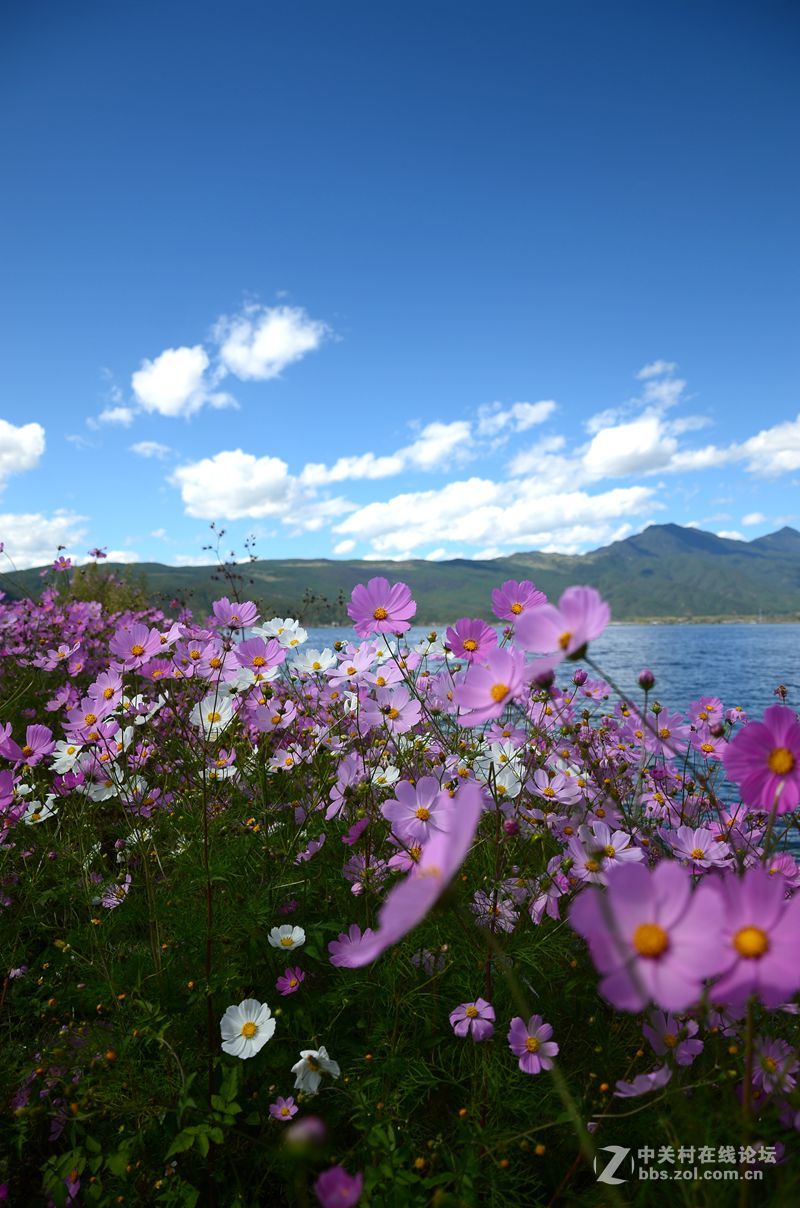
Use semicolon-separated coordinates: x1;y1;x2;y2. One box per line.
4;524;800;623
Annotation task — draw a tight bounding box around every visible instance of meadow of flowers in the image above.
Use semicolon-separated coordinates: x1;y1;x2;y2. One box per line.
1;562;799;1205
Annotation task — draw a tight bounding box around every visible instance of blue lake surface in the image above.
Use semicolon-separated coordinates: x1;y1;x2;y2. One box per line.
301;623;800;719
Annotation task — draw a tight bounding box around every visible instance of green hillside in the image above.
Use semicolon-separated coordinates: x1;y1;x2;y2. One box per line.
3;524;800;624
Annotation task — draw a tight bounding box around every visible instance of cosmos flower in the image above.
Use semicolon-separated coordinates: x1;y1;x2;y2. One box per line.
449;998;495;1041
642;1011;704;1066
445;617;498;661
276;966;305;996
711;867;800;1008
722;704;800;814
291;1046;340;1094
269;1095;299;1121
507;1015;559;1074
220;999;276;1059
381;776;450;844
614;1066;672;1098
212;598;259;629
491;580;547;622
268;925;306;951
313;1166;363;1208
568;861;729;1012
513;585;610;672
330;782;483;967
347;577;417;638
452;647;531;726
189;694;236;738
328;924;377;966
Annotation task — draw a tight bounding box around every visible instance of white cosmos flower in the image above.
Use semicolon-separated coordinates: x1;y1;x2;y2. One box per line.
370;764;400;789
293;647;337;675
190;694;235;737
291;1045;340;1094
220;998;276;1059
268;924;306;951
23;796;58;825
51;740;83;774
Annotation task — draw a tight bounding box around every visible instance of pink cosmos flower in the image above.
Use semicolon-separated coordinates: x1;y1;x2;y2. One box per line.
314;1166;363;1208
667;825;732;869
711;868;800;1008
109;622;164;669
234;636;286;674
513;585;611;672
722;705;800;814
347;578;416;638
452;647;530;726
643;1011;703;1066
449;998;495;1041
276;966;305;996
330;782;482;967
359;685;422;735
614;1066;672;1098
328;924;377;967
445;617;498;662
0;724;55;767
753;1038;798;1095
491;580;547;622
381;776;449;844
269;1095;298;1121
568;861;729;1012
212;598;259;629
507;1015;559;1074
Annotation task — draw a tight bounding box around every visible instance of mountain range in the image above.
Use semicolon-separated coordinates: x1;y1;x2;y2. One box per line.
4;524;800;624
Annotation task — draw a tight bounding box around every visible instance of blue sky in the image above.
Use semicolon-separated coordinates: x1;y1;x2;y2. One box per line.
1;0;798;569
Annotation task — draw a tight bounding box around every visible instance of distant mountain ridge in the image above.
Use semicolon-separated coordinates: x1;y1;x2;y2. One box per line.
4;524;800;623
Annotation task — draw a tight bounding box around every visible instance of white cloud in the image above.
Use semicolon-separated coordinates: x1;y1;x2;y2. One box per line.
583;415;678;479
425;547;466;560
477;399;556;438
98;405;135;426
0;419;46;490
215;304;329;381
717;530;745;541
172;554;214;567
738;415;800;476
0;510;86;568
101;550;141;564
333;475;657;555
333;538;356;555
742;511;766;526
172;450;296;519
131;440;172;459
301;420;472;484
131;345;229;418
637;360;678;380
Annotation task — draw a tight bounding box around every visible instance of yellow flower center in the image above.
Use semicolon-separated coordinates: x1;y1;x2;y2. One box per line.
415;807;430;820
659;727;671;739
206;711;221;723
510;602;523;615
525;1036;540;1053
491;683;510;703
306;1056;321;1071
386;707;399;720
768;747;795;776
465;1005;479;1019
190;649;201;660
289;978;298;988
604;845;616;858
346;666;357;676
733;926;769;958
373;607;388;621
240;1021;257;1039
280;935;295;947
130;644;145;656
663;1033;678;1048
763;1056;778;1072
462;638;478;651
542;786;555;798
252;655;266;667
280;1106;290;1116
632;923;669;958
585;859;600;872
22;745;34;757
691;847;705;859
209;656;221;668
103;687;114;699
84;713;97;725
558;630;572;651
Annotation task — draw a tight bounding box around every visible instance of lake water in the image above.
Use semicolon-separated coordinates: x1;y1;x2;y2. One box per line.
300;623;800;719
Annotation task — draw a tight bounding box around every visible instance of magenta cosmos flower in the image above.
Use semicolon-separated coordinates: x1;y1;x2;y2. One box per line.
276;966;305;996
449;998;495;1041
491;580;547;622
109;622;164;669
330;782;483;967
569;861;729;1012
314;1166;363;1208
513;585;610;671
445;617;497;662
328;924;376;966
347;577;416;638
722;705;800;814
212;597;259;629
269;1095;298;1121
711;868;800;1008
451;647;530;726
507;1015;559;1074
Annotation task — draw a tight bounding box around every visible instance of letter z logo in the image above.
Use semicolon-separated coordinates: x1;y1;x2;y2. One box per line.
594;1145;631;1185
